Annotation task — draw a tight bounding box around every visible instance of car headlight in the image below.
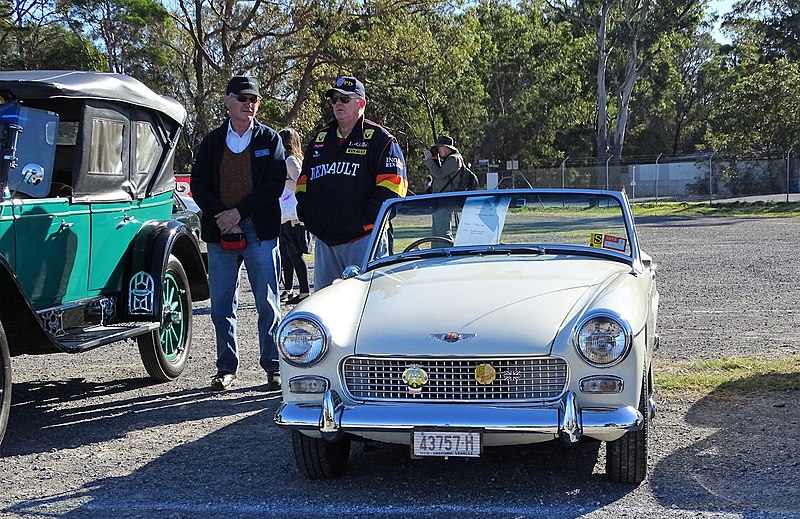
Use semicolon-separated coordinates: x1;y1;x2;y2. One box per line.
573;311;631;366
277;315;328;366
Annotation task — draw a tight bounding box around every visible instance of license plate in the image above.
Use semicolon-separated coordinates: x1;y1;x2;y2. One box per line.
411;429;482;458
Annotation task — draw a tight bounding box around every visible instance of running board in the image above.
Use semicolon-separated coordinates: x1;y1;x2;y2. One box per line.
58;322;160;353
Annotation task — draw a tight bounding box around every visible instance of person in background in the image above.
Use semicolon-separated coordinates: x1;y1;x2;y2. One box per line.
191;75;286;392
423;135;464;239
278;128;311;305
296;75;407;290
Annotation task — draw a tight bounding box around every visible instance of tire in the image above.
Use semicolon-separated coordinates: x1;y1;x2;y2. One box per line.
0;320;11;447
291;430;351;480
606;375;650;484
137;255;192;382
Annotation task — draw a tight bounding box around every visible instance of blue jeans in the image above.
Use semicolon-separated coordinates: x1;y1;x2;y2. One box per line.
207;220;281;374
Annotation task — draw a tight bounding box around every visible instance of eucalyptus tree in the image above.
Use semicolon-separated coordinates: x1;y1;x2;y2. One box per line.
708;59;800;153
58;0;173;75
1;0;102;70
545;0;704;164
723;0;800;62
625;29;719;156
346;8;484;146
168;0;440;159
470;0;592;169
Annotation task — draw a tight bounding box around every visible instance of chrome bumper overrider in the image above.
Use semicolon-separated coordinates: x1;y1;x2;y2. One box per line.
274;390;644;444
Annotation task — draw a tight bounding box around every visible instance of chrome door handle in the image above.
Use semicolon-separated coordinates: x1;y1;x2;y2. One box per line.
59;219;74;231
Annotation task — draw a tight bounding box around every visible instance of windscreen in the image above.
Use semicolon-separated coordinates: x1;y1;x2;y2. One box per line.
370;192;633;262
0;102;58;198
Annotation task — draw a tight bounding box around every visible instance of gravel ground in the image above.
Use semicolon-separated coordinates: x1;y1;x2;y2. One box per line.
0;216;799;518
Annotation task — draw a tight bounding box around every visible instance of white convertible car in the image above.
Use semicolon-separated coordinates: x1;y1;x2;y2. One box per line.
275;189;659;484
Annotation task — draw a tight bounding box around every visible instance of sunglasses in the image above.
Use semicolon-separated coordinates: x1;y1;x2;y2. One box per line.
328;95;357;106
235;95;259;103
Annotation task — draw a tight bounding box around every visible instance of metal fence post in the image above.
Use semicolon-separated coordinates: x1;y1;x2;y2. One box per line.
655;153;662;203
708;152;715;204
787;146;794;202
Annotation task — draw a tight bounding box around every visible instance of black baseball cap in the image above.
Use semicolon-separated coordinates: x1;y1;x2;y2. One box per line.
326;76;365;98
226;76;260;97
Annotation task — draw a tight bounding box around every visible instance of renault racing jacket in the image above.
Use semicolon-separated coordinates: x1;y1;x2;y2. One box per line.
296;116;407;246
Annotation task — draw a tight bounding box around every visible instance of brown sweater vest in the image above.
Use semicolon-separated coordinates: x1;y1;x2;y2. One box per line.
219;145;253;209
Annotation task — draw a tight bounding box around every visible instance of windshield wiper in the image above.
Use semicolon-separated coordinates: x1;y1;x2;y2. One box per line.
371;245;546;268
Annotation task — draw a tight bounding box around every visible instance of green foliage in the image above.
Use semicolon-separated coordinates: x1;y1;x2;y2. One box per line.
708;60;800;152
632;200;800;217
471;1;591;164
1;23;104;70
4;0;800;179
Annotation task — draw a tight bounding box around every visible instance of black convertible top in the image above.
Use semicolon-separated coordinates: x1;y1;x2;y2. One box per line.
0;70;186;125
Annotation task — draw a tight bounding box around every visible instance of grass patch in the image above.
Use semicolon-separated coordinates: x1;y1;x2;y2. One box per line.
655;355;800;394
633;201;800;217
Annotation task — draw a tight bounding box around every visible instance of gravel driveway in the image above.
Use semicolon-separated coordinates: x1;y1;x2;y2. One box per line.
0;216;798;518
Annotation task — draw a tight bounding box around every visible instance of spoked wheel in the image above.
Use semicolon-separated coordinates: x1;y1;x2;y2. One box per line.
402;236;454;252
292;431;351;480
606;375;650;484
138;255;192;382
0;320;11;447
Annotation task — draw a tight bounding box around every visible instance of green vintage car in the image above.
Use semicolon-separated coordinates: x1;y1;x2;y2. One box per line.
0;71;209;446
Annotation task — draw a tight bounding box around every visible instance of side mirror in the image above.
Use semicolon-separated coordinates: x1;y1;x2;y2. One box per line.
341;265;360;279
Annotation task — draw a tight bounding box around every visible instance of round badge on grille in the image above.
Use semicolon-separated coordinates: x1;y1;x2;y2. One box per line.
474;363;496;385
402;364;429;395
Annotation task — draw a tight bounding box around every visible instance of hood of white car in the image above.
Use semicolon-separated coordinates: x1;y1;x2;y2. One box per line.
356;255;630;356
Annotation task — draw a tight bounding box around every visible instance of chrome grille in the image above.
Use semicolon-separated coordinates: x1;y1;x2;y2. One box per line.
342;356;568;402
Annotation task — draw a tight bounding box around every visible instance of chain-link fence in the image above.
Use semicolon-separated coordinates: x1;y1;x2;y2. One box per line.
478;153;799;202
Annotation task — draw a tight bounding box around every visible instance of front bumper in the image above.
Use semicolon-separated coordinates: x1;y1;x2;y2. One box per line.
274;389;644;444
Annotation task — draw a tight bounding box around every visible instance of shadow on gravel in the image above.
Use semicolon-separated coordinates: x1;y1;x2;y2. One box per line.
6;418;641;518
651;383;799;516
2;378;273;457
635;215;746;227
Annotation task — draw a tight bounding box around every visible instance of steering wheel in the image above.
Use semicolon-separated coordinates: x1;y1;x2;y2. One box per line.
402;236;455;252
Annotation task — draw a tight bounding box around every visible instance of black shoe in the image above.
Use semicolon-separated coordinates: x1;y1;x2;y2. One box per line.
286;293;310;305
266;371;281;391
210;372;236;391
280;290;294;302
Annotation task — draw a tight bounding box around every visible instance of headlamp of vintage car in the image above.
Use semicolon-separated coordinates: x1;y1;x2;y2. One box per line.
573;311;632;366
277;315;328;366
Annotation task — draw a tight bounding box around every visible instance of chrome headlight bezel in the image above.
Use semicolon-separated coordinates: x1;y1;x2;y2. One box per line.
277;313;329;367
572;310;632;367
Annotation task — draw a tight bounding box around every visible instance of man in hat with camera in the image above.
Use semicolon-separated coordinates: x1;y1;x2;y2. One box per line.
191;75;287;392
423;134;464;238
296;75;408;290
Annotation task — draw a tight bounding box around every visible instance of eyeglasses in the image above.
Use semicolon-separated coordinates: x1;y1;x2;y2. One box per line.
235;95;259;103
328;95;356;106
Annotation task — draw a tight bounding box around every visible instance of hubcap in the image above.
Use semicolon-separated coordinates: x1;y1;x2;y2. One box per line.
159;272;186;360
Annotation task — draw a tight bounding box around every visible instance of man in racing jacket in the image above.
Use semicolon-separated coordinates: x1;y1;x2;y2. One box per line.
296;76;407;289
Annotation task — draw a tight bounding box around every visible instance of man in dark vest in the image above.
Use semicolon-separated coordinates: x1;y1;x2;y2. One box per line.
191;76;287;392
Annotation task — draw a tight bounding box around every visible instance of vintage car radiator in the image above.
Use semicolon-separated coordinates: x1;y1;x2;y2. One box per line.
342;356;568;402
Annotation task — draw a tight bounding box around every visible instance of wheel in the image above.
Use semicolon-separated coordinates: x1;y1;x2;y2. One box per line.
0;320;11;447
137;255;192;382
402;236;454;252
606;375;650;484
291;430;351;480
